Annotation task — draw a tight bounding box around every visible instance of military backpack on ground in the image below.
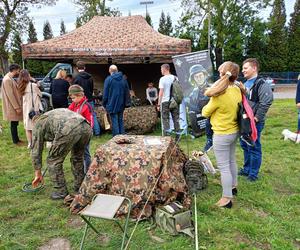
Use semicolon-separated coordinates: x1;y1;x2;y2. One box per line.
155;202;194;238
184;159;208;194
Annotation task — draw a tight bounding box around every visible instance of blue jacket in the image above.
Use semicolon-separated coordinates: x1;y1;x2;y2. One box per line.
296;80;300;104
103;72;129;114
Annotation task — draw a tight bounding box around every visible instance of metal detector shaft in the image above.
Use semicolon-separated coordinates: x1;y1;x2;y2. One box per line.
194;193;199;250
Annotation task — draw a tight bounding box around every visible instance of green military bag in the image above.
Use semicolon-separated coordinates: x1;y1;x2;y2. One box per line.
155;202;194;238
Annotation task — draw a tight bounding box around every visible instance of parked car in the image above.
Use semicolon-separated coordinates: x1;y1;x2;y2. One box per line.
38;63;73;111
265;77;275;91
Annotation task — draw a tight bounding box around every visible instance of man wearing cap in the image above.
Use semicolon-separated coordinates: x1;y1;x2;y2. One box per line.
31;108;92;199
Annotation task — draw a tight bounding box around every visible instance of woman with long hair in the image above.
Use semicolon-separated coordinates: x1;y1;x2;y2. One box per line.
202;61;243;208
49;69;70;108
18;69;42;148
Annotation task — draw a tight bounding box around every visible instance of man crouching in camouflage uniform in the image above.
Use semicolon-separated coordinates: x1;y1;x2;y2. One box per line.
31;109;92;200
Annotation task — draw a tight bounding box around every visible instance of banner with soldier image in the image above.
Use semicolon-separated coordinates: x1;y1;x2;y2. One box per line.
172;50;213;137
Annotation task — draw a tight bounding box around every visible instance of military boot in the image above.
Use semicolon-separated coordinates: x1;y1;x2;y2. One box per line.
51;187;68;200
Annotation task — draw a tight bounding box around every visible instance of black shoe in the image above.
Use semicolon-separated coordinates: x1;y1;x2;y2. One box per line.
232;187;238;196
238;169;248;176
51;191;68;200
219;200;232;209
203;139;213;152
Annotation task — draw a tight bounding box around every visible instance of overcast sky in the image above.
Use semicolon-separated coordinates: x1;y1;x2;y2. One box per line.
28;0;296;41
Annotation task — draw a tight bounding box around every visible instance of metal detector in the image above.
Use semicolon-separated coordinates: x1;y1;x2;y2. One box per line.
22;166;48;193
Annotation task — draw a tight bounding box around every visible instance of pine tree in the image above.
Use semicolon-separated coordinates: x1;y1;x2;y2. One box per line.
288;0;300;71
265;0;288;72
60;20;66;35
28;20;38;43
11;32;23;66
43;20;53;40
165;14;173;36
145;12;153;27
158;11;166;34
75;17;82;28
245;19;268;71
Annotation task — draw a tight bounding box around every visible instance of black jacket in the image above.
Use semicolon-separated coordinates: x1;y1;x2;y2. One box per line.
73;71;94;102
49;78;70;108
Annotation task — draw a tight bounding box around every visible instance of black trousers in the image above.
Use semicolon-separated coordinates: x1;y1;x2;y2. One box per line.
10;121;20;144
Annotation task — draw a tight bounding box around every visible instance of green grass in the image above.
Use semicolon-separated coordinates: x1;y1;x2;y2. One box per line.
0;99;299;249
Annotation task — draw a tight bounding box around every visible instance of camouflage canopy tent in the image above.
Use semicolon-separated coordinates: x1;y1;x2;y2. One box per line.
21;15;191;98
70;135;191;218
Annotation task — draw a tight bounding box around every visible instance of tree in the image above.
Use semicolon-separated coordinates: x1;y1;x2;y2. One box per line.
158;11;166;34
73;0;121;26
0;0;57;73
288;0;300;71
27;19;38;43
11;31;23;66
75;17;82;28
265;0;288;72
43;20;53;40
245;18;268;71
158;11;173;36
178;0;271;68
145;12;153;27
165;14;173;36
60;20;66;35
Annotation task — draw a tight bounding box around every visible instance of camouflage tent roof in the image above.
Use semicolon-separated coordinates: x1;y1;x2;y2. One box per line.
22;15;191;64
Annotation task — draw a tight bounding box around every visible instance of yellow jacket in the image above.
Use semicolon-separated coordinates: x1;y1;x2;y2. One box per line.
202;85;242;135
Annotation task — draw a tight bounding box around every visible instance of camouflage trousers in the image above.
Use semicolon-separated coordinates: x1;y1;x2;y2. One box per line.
47;121;92;193
161;101;180;136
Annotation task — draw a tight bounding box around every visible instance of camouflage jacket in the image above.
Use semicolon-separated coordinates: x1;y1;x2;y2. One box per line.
70;135;191;218
31;108;88;170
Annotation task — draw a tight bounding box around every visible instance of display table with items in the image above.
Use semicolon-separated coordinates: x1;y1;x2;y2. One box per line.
95;106;158;135
70;135;191;218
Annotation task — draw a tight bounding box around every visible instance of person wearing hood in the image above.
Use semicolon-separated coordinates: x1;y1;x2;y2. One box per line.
73;61;101;136
103;65;130;136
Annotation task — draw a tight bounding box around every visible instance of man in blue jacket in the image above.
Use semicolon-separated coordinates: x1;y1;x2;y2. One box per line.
296;74;300;134
239;58;273;181
103;65;130;136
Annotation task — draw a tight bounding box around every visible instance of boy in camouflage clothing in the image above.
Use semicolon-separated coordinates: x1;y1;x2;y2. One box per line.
31;109;92;200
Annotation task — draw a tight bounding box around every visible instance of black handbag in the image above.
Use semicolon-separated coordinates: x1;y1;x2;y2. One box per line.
28;83;42;119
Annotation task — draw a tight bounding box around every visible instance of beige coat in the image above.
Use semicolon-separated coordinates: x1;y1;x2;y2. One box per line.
1;73;23;121
23;82;42;130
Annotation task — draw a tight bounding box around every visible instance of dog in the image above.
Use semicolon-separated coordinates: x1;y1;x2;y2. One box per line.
282;129;300;143
191;150;217;174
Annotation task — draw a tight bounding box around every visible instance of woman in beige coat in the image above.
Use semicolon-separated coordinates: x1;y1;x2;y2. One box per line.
1;64;23;145
18;69;42;148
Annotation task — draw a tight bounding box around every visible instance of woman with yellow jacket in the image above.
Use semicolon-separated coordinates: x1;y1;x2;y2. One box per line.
202;61;242;209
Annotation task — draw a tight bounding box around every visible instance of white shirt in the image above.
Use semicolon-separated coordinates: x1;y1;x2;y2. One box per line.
159;74;175;103
146;87;158;103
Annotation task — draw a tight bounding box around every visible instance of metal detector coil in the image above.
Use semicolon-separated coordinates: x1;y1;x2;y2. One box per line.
22;166;48;193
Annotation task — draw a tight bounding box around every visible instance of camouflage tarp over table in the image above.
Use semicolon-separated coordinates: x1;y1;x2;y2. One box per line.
95;106;158;135
70;135;191;218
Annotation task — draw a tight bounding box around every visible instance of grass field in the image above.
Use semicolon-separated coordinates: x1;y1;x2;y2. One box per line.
0;99;299;250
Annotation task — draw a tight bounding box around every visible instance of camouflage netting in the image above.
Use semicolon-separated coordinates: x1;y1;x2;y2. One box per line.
70;135;191;218
95;106;158;135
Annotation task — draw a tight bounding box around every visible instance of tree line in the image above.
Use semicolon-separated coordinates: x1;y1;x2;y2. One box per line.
1;0;300;76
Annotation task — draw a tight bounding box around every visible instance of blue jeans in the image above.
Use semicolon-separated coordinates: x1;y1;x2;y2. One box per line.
205;118;213;141
240;122;265;179
84;141;91;174
88;101;101;136
110;111;125;136
298;108;300;132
